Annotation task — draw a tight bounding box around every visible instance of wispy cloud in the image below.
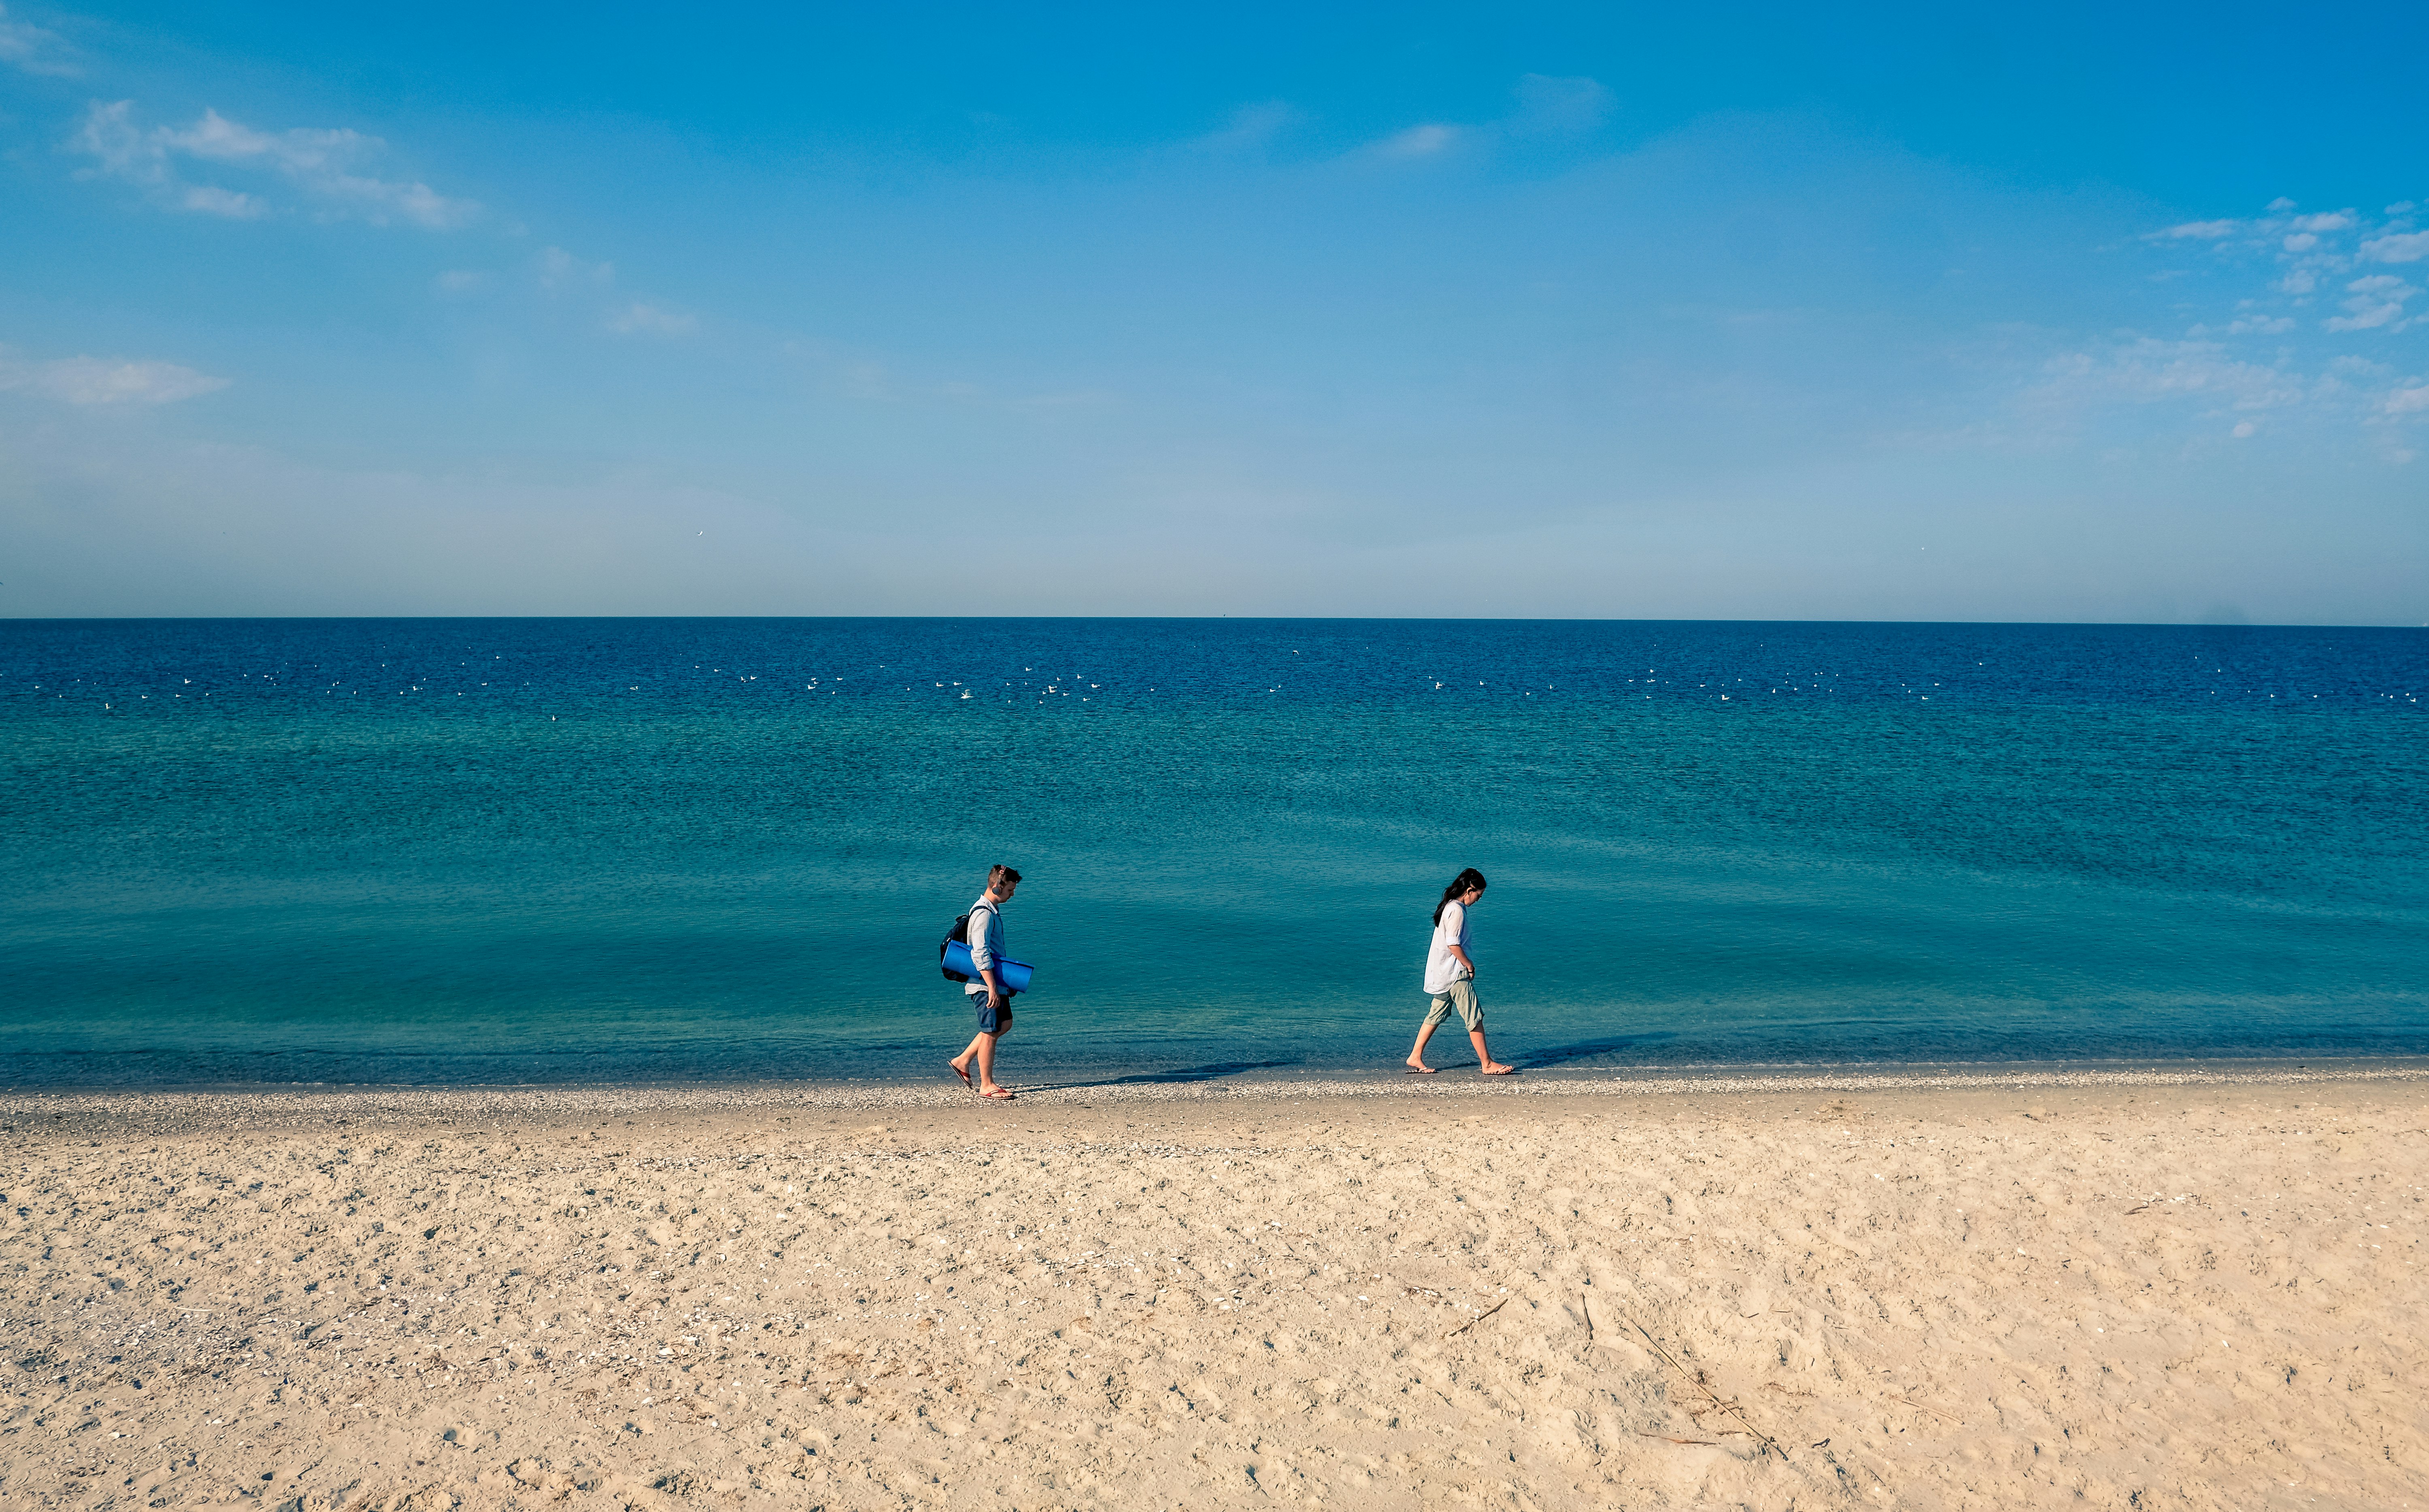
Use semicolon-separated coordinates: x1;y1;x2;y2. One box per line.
1509;74;1614;135
2324;274;2418;332
2026;318;2429;460
536;252;691;338
2144;206;2363;253
178;183;266;219
2361;230;2429;264
2035;338;2302;414
1195;100;1301;153
0;2;76;76
2192;312;2296;336
1377;123;1459;158
2144;196;2429;340
1360;74;1612;162
537;246;614;291
71;101;478;229
0;348;229;404
607;301;696;337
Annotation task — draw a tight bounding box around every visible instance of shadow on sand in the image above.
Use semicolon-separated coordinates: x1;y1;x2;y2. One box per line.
1519;1032;1680;1071
1018;1059;1302;1093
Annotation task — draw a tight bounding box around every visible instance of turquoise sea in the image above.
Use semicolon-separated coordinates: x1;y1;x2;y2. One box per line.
2;618;2423;1087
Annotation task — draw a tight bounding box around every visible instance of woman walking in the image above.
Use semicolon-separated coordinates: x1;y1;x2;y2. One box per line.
1406;867;1515;1075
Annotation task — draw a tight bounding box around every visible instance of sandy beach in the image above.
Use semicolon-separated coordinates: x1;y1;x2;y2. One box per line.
4;1068;2424;1511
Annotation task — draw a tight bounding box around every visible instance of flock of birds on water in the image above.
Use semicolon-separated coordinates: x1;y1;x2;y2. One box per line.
4;636;2420;714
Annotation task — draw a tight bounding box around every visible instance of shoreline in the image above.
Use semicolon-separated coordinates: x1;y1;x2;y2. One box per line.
4;1054;2425;1132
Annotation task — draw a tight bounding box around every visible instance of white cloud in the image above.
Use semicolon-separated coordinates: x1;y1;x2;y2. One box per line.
1510;74;1613;134
2191;313;2295;336
2020;329;2429;454
434;269;489;293
2153;219;2240;240
2289;211;2355;234
2267;197;2297;211
1378;123;1459;158
2282;231;2318;252
71;100;151;177
2324;274;2416;332
608;302;696;337
2324;354;2391;382
181;184;266;219
537;246;614;291
70;101;478;229
0;2;74;75
2034;338;2302;413
1195;100;1300;153
2361;230;2429;263
1364;75;1613;162
0;350;230;404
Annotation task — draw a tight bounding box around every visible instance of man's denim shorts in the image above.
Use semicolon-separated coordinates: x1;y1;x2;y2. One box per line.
973;989;1017;1033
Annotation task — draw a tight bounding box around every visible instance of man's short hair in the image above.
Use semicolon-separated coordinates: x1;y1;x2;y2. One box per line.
989;864;1023;886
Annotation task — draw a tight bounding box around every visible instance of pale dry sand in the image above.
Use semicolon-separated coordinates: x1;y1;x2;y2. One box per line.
4;1070;2425;1511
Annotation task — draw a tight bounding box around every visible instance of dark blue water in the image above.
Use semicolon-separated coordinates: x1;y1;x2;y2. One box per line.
2;618;2423;1087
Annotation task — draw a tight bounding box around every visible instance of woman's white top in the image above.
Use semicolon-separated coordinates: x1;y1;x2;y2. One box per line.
1424;899;1472;995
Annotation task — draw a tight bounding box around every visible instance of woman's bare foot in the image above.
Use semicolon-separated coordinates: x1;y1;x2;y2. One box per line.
1479;1062;1517;1075
1405;1057;1436;1074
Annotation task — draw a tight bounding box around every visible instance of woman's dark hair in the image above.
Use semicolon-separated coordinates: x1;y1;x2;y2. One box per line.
1433;868;1487;925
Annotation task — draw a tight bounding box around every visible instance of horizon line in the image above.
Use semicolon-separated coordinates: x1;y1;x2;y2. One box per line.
4;614;2424;630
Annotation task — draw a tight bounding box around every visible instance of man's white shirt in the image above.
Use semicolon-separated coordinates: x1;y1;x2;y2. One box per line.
965;896;1005;996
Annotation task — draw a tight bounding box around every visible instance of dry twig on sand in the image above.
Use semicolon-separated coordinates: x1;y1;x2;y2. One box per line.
1614;1309;1789;1462
1891;1395;1961;1423
1445;1294;1511;1338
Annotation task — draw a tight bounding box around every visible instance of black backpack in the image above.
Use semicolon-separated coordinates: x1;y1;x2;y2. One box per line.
939;904;994;983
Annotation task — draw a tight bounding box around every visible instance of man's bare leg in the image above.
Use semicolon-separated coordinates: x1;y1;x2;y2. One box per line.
974;1028;1002;1096
952;1026;1011;1097
977;1024;1015;1097
1406;1020;1440;1073
1471;1028;1514;1075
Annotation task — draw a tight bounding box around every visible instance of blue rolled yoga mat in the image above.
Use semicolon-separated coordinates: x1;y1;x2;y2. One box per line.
943;939;1034;992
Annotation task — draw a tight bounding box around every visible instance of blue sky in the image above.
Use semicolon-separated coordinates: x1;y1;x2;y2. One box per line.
2;2;2424;622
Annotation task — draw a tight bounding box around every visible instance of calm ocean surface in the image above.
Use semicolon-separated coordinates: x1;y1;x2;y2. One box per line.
2;618;2423;1087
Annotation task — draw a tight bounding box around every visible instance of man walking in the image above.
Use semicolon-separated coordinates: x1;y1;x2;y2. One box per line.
949;864;1022;1100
